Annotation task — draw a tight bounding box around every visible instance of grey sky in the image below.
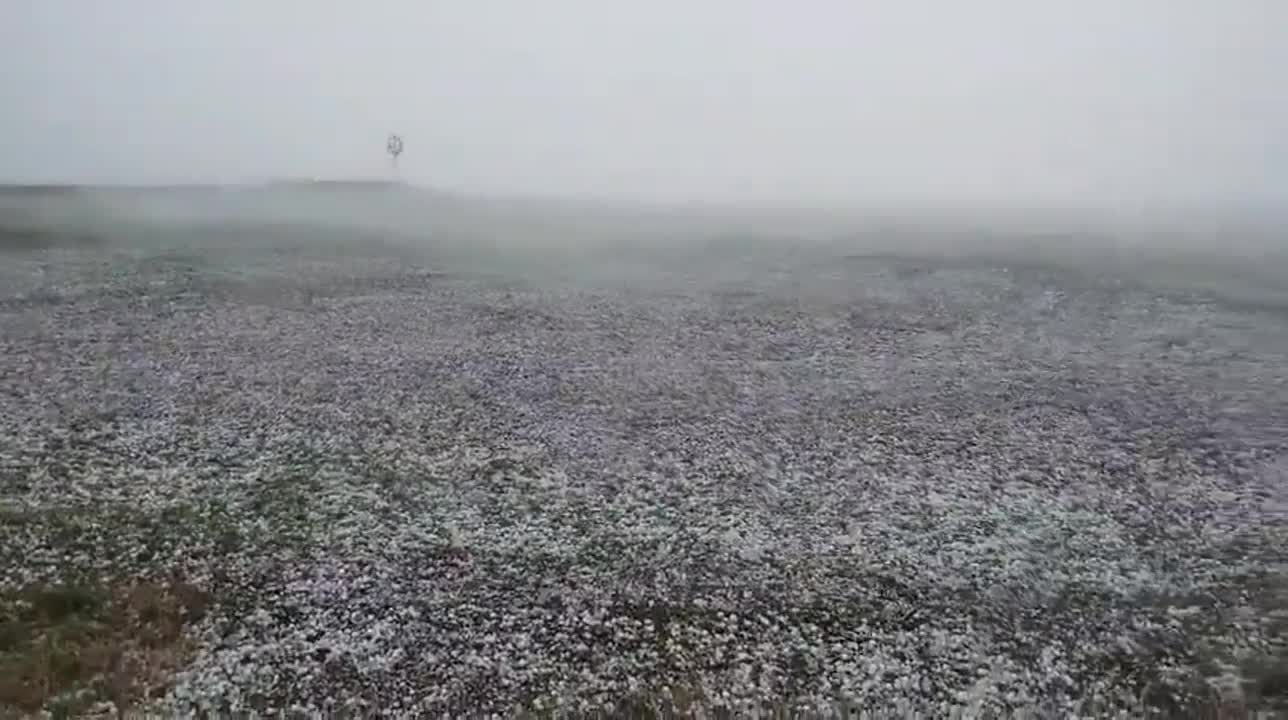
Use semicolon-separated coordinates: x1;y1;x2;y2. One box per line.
3;1;1286;211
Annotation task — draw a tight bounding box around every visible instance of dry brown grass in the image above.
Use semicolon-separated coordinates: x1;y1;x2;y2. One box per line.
0;577;208;718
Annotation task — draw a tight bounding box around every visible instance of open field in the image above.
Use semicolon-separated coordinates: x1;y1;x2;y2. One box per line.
1;187;1286;717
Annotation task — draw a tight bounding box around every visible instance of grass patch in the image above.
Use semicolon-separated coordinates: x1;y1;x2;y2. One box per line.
0;578;208;718
0;225;101;253
0;499;250;584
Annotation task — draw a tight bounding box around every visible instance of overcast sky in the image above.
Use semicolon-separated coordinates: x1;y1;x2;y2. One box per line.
3;1;1286;212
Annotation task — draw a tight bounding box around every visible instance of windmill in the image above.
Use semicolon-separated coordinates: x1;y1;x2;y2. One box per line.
386;133;404;176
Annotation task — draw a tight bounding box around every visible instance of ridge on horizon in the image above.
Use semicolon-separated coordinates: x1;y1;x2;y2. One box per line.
0;178;418;195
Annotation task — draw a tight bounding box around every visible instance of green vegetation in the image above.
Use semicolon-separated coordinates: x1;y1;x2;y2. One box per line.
0;579;207;718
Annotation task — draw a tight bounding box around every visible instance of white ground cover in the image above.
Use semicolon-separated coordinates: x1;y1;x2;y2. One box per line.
1;234;1285;716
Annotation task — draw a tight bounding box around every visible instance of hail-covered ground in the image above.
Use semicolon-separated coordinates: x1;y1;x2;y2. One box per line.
1;197;1286;717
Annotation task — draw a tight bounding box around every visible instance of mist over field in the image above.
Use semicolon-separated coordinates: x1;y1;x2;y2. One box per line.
2;184;1287;716
4;183;1287;308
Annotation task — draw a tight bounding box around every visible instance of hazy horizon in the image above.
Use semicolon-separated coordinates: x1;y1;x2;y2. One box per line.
4;2;1287;218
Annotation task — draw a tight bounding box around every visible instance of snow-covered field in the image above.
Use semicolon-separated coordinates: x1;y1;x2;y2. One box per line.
1;195;1286;716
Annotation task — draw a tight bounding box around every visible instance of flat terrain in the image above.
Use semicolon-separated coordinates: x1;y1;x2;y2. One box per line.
1;193;1286;716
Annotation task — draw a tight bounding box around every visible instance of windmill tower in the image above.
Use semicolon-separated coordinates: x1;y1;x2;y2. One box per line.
386;133;404;179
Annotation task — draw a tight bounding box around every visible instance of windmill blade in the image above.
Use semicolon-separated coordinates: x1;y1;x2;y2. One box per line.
386;133;404;158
